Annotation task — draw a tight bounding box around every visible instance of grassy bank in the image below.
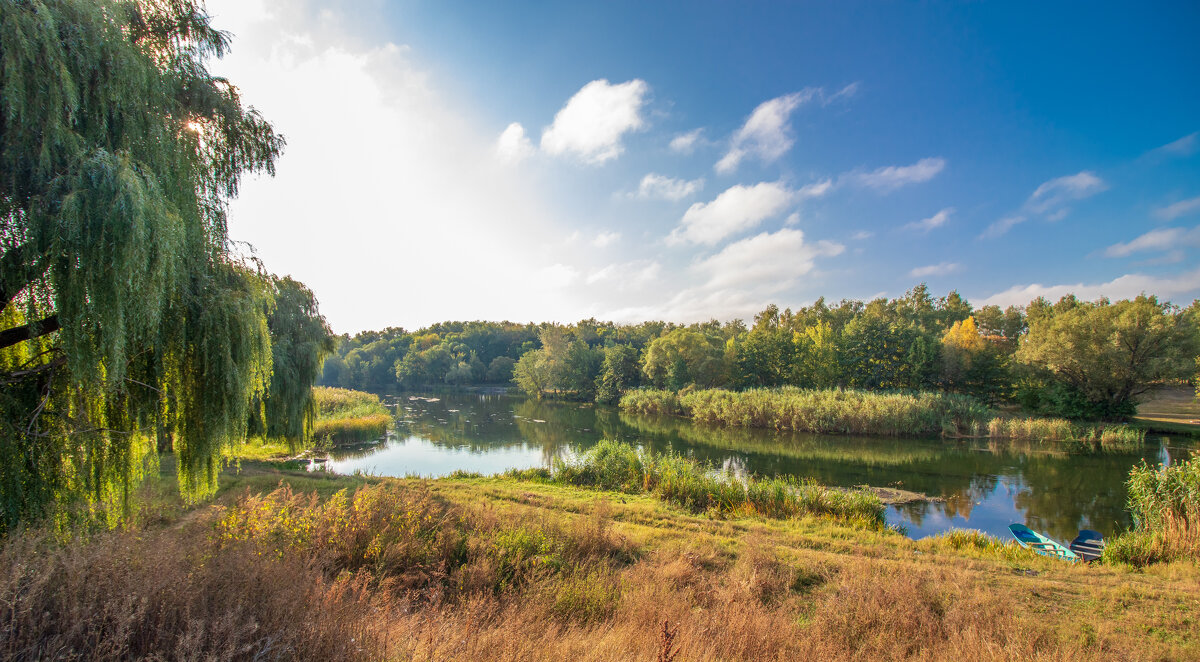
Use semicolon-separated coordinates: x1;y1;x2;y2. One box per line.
507;440;885;527
2;460;1197;660
621;387;991;437
310;386;391;444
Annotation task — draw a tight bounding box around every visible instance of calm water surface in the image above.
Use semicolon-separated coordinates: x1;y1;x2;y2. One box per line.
326;390;1196;543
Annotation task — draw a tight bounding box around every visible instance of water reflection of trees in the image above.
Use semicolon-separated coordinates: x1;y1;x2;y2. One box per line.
345;391;1179;541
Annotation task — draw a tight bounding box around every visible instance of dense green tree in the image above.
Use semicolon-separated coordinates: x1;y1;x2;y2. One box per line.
0;0;284;525
512;349;551;399
1016;295;1199;418
595;344;640;404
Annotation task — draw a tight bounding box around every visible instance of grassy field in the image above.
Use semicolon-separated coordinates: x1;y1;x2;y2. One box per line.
2;457;1197;661
1135;385;1200;437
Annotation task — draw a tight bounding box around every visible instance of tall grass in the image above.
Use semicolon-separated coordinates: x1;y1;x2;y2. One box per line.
620;387;991;437
987;417;1146;445
513;440;885;527
1104;460;1200;566
311;386;391;444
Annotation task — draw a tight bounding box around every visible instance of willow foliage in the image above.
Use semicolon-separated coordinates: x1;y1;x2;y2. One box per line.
254;277;334;446
0;0;285;529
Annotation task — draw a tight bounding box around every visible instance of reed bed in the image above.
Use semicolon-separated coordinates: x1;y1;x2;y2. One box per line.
987;417;1146;445
511;440;885;527
311;386;391;444
620;387;990;437
1105;459;1200;566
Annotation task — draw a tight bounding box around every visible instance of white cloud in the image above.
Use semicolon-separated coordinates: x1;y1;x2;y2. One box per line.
610;229;843;321
797;178;834;199
591;231;621;248
1026;171;1107;214
634;173;704;201
903;207;953;233
1105;226;1200;257
848;157;946;192
586;260;661;289
540;79;649;164
981;215;1027;238
207;0;587;332
1150;132;1198;158
715;90;819;174
694;228;843;291
1155;195;1200;221
851;230;874;240
979;267;1200;308
909;262;961;278
668;182;793;246
669;129;704;154
495;122;534;164
981;171;1107;239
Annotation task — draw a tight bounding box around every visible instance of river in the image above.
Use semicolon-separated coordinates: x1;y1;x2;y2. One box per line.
325;389;1196;543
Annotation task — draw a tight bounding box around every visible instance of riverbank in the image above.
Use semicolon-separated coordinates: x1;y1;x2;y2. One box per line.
3;459;1196;660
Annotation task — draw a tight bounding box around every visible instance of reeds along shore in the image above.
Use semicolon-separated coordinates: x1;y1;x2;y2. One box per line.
621;387;1145;444
310;386;392;444
507;439;886;527
1105;459;1200;565
621;387;990;437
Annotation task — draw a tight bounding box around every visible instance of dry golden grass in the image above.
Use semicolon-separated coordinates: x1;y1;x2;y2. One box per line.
2;466;1198;661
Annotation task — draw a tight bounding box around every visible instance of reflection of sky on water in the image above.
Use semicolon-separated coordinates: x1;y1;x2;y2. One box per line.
891;478;1031;541
328;435;549;477
331;390;1197;543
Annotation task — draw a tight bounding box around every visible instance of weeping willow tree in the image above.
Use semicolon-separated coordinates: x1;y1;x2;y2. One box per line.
0;0;286;529
253;276;334;446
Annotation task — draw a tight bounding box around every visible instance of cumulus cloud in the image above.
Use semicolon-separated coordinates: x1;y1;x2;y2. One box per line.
1155;195;1200;221
695;228;844;291
495;122;534;164
668;182;793;246
979;267;1200;308
715;90;819;174
1105;226;1200;257
903;207;953;233
669;129;704;154
981;171;1107;238
591;231;621;248
851;230;874;240
609;229;843;321
909;262;961;278
540;79;649;164
634;173;704;201
848;157;946;192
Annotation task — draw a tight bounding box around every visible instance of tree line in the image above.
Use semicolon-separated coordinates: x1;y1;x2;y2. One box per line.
321;287;1199;421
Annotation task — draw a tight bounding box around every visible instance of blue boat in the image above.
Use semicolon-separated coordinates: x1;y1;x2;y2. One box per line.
1008;523;1080;561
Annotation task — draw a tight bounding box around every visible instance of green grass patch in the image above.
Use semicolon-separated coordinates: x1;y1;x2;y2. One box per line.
509;439;886;528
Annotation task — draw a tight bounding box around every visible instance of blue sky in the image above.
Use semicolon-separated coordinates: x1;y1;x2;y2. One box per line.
209;0;1200;333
